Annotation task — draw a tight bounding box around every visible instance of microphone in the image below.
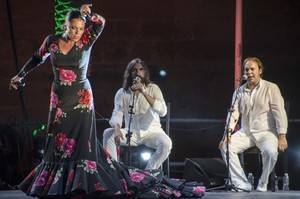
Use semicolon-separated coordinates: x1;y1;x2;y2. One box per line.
18;78;25;87
15;77;25;88
132;76;141;84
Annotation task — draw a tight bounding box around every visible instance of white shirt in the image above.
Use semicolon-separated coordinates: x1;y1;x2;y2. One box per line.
109;83;167;138
227;79;288;135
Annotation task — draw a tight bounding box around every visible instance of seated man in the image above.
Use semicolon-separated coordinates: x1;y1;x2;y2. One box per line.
103;58;172;170
219;57;288;192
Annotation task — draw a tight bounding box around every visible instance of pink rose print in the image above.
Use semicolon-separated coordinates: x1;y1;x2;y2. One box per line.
50;91;59;108
55;133;67;151
79;160;98;174
193;186;205;194
65;138;76;157
56;108;62;117
55;107;62;120
54;133;76;158
54;107;66;123
81;28;91;45
50;43;59;53
90;15;103;24
74;89;93;112
59;68;77;86
87;160;97;170
129;171;146;183
35;171;49;187
78;89;92;105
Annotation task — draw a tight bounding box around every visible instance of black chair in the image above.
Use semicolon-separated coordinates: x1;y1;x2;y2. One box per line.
119;103;171;176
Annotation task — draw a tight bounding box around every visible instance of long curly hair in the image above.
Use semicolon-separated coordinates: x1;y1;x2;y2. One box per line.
122;58;151;92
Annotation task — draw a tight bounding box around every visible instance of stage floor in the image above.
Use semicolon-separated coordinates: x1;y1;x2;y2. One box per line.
1;190;300;199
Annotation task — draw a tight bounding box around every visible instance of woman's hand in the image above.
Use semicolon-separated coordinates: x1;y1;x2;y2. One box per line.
9;75;23;90
80;4;92;16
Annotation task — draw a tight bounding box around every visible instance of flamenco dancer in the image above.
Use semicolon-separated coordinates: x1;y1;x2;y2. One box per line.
9;4;205;199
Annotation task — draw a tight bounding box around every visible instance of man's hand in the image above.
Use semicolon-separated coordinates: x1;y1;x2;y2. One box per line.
218;128;233;149
131;82;145;94
218;136;231;149
114;126;124;146
278;134;288;152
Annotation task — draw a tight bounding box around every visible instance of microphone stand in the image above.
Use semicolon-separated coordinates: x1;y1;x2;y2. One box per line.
208;79;250;192
125;90;136;167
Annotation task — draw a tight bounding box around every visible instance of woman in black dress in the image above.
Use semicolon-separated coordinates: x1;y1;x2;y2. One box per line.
10;4;205;199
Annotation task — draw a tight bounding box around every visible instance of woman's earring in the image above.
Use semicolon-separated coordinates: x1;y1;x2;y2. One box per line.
62;24;67;31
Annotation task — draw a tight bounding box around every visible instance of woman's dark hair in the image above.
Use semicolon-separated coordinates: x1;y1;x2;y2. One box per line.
122;58;151;91
65;10;86;24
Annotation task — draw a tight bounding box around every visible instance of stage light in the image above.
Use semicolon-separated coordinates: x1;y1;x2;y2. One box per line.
159;69;167;77
120;146;155;169
38;149;45;155
290;147;300;169
140;151;152;161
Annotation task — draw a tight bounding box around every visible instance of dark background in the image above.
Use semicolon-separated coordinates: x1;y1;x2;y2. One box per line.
0;0;299;190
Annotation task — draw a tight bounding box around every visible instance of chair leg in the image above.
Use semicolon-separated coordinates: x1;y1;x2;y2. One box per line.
239;153;245;169
270;169;277;192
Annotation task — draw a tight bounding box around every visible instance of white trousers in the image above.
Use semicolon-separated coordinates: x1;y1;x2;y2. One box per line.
220;130;278;188
103;128;172;170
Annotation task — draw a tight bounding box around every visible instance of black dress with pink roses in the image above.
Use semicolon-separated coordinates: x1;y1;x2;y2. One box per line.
16;13;205;199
